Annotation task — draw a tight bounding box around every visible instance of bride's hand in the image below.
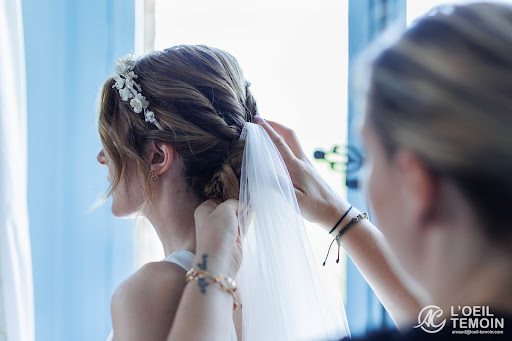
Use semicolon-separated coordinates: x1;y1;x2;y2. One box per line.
255;116;351;232
193;199;242;279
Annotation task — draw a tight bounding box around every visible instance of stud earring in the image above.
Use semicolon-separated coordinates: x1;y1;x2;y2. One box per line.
148;170;158;181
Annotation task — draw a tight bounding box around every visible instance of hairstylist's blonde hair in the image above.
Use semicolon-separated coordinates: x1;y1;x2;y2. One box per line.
365;2;512;240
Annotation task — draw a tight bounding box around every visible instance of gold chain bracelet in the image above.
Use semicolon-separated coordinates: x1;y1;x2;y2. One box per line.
186;268;241;311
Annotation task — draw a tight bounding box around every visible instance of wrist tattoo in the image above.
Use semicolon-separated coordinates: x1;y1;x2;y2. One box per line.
197;254;209;294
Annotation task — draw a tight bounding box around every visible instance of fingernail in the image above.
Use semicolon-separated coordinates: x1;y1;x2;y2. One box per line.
254;115;265;122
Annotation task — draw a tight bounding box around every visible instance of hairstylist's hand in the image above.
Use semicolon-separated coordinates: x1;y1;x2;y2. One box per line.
193;199;242;279
255;116;351;232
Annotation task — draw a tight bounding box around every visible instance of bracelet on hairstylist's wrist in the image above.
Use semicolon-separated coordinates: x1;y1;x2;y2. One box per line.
322;210;368;266
335;212;369;241
328;205;353;235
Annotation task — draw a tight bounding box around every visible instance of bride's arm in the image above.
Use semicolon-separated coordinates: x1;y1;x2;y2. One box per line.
168;255;238;341
168;200;242;341
255;117;421;328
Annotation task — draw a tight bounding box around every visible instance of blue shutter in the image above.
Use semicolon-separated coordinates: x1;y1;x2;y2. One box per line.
346;0;406;336
23;0;136;339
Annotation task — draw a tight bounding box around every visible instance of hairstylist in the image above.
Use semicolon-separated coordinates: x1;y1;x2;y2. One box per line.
168;3;512;340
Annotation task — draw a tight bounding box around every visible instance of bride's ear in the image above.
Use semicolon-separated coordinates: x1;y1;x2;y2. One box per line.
146;141;175;176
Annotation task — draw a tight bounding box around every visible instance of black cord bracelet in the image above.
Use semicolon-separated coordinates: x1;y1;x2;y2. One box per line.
328;206;353;235
323;211;369;266
335;212;369;243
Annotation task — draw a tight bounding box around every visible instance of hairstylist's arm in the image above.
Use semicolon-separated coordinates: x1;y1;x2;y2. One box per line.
168;199;242;341
255;116;421;328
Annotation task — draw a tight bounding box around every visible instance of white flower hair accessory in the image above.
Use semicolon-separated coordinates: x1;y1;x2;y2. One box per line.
112;54;164;130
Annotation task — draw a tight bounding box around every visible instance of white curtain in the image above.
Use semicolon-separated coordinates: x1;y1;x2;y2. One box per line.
0;0;35;340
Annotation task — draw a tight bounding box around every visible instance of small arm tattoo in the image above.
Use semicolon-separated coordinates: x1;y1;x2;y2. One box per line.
198;254;208;270
197;254;209;294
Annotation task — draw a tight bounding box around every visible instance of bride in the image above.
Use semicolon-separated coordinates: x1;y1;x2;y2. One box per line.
97;45;350;340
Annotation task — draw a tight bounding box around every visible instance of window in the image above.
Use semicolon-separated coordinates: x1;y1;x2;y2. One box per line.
137;0;350;293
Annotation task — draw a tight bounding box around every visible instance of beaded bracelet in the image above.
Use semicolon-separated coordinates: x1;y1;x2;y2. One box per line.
323;212;369;266
186;268;241;311
335;212;369;243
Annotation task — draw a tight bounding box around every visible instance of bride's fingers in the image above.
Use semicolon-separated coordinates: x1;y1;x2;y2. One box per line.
236;228;243;244
194;199;218;218
255;117;299;163
219;199;239;217
237;222;248;242
199;200;218;212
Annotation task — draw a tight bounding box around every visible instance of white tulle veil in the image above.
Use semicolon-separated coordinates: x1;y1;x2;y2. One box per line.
237;122;350;340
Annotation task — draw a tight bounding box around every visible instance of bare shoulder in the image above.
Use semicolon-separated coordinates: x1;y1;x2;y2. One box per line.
114;261;187;300
111;261;188;341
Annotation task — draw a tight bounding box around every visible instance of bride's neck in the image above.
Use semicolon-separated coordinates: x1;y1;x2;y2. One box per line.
144;180;199;257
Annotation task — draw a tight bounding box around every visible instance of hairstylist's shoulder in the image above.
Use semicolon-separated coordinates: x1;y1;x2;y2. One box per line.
111;261;187;340
343;326;476;340
342;329;410;341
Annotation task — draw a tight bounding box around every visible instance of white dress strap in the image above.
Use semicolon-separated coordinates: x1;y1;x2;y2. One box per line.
164;250;195;272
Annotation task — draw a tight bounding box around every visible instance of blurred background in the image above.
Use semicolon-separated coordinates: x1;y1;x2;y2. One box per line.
0;0;494;340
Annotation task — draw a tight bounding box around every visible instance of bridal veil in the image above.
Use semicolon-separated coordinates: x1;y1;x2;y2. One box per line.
237;122;350;340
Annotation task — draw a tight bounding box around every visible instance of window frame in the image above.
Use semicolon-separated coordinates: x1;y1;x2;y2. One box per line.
346;0;406;335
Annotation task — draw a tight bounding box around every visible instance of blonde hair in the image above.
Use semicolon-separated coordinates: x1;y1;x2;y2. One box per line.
365;2;512;239
98;45;257;202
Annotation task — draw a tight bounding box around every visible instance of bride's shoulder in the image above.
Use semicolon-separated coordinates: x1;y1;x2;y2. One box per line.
110;261;187;338
116;260;186;296
113;260;187;307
